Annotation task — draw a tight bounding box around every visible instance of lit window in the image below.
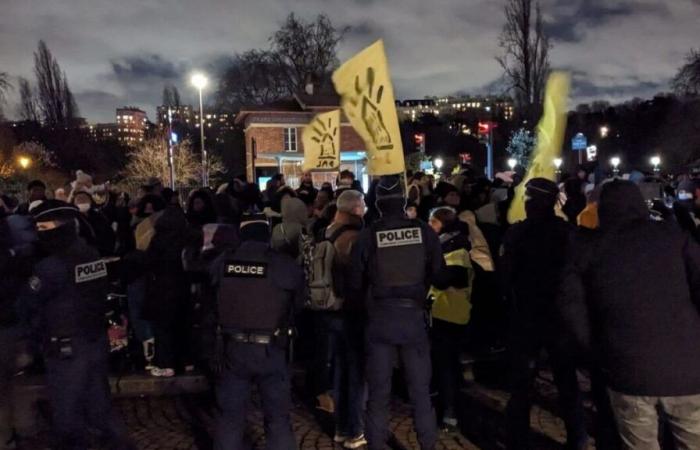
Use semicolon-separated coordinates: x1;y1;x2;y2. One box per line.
284;128;297;152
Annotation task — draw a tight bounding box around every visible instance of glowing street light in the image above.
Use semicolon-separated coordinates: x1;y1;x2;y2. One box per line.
651;155;661;173
610;156;621;176
191;72;209;187
18;156;31;170
507;158;517;170
553;158;563;170
600;126;609;138
434;157;444;171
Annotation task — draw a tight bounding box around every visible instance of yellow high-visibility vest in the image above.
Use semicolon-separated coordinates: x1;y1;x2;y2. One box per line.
429;247;474;325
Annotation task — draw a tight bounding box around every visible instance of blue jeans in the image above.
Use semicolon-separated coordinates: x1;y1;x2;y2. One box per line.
321;312;366;437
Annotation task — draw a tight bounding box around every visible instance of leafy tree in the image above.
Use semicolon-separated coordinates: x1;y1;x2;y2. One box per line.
497;0;551;125
673;49;700;96
506;128;536;167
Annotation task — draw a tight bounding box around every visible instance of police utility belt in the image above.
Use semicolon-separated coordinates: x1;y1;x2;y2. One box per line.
221;328;296;345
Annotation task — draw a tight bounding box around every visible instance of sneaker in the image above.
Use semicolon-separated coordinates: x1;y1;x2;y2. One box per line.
440;418;459;435
316;392;335;413
343;434;367;449
333;434;348;444
150;367;175;377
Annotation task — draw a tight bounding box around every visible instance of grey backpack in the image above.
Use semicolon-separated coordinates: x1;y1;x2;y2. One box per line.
304;225;353;311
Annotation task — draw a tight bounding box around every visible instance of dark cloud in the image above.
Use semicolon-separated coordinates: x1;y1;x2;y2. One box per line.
0;0;696;122
109;54;186;84
546;0;671;43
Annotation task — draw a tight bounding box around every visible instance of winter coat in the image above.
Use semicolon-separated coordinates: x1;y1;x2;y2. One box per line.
325;211;363;311
429;223;474;325
500;212;572;336
559;180;700;396
271;197;309;260
141;207;190;323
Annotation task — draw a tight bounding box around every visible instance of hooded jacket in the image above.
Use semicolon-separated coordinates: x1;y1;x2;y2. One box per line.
271;197;309;260
559;180;700;396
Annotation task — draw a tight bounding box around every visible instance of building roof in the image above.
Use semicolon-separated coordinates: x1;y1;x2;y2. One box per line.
235;93;341;125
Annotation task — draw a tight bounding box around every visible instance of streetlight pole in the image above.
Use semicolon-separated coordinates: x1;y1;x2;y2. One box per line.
191;73;208;187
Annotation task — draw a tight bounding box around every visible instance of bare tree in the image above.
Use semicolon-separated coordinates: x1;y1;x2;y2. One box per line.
673;49;700;96
17;77;39;122
162;84;182;107
497;0;551;125
0;72;12;120
121;138;224;190
270;13;347;93
217;50;291;110
34;40;79;126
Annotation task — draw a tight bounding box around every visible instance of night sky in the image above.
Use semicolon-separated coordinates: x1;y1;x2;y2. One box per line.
1;0;698;122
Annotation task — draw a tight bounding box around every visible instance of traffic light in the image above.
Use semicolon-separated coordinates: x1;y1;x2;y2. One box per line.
414;133;426;153
477;122;490;135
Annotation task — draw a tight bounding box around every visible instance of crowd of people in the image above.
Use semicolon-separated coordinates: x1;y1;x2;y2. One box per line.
0;162;699;450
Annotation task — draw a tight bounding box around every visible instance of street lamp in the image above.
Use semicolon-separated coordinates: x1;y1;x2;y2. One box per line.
434;157;444;172
651;155;661;173
600;126;609;138
610;156;621;176
553;157;563;175
191;72;209;187
507;158;517;171
18;156;31;170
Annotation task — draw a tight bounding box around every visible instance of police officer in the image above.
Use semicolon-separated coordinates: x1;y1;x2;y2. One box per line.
21;200;133;450
351;175;446;450
500;178;587;450
210;214;304;450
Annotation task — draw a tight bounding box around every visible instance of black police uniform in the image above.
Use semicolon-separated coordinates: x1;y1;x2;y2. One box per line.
351;178;445;450
20;201;131;450
211;238;304;450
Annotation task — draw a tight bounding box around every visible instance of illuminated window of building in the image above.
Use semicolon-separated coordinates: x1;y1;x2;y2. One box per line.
284;127;297;152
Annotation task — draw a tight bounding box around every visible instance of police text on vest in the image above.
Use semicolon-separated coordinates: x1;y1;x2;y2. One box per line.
75;260;108;283
225;261;267;278
376;227;423;248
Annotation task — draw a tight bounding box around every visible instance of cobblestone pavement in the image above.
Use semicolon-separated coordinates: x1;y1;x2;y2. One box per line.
15;369;593;450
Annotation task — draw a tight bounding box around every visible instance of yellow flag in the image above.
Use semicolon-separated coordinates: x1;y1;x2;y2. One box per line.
302;109;341;171
332;40;405;176
508;72;571;224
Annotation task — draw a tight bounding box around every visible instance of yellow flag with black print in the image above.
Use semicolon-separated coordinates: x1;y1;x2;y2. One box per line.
302;109;341;172
332;40;405;176
508;72;571;224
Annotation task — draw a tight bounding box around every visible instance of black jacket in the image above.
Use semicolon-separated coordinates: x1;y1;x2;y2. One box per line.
559;180;700;396
501;213;572;335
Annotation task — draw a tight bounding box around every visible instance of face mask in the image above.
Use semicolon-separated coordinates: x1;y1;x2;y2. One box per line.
77;203;91;213
37;221;78;254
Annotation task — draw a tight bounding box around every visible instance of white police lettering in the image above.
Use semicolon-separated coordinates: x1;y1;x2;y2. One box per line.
376;227;423;248
75;260;108;283
225;261;267;278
